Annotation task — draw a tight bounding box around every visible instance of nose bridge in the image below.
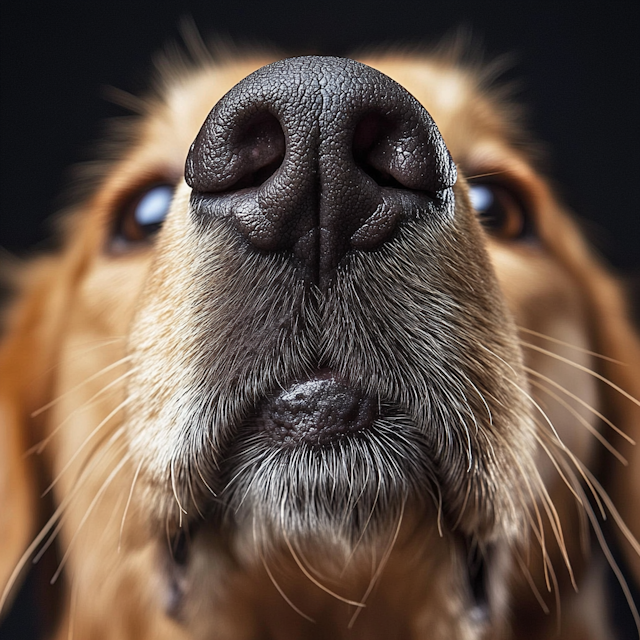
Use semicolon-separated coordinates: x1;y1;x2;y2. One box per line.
185;56;457;287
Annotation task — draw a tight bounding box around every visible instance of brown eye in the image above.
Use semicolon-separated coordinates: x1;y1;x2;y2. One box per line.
469;182;531;240
111;184;174;251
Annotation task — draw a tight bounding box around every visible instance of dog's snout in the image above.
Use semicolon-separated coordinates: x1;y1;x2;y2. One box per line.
186;56;457;286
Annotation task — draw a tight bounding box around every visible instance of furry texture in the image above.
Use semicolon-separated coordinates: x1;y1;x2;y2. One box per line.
1;43;639;640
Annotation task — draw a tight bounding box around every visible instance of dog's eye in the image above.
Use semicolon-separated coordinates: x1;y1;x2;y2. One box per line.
111;184;174;250
468;182;530;240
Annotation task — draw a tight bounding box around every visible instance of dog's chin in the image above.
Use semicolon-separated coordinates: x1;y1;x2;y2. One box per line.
215;370;438;550
150;369;520;630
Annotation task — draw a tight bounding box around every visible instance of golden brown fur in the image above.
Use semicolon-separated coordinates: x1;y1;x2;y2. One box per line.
1;45;639;640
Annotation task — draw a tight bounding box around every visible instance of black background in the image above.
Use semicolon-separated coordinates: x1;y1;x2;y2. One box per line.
0;1;638;638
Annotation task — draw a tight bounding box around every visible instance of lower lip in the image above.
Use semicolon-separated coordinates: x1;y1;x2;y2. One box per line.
254;372;379;446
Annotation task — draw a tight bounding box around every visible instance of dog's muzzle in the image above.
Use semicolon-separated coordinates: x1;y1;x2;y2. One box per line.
184;56;457;444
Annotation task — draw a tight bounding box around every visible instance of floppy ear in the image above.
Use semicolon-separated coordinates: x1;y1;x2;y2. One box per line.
0;256;75;612
539;195;640;582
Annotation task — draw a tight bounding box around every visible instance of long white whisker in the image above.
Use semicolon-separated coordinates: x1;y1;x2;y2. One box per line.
521;341;640;409
282;529;365;608
349;498;405;628
67;567;80;640
524;366;634;444
43;398;131;495
35;430;127;563
529;377;627;463
0;423;128;611
260;550;315;623
31;355;132;417
514;550;551;614
51;452;130;584
170;458;188;527
119;459;144;551
509;377;606;519
30;368;136;455
562;458;640;634
518;327;626;364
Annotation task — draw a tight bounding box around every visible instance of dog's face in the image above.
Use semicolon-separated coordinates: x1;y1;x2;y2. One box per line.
2;49;639;640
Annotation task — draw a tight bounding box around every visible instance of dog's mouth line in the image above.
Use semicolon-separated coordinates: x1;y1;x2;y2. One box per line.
465;540;493;623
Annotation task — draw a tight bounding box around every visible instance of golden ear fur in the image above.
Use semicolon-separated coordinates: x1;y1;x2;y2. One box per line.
0;254;79;611
539;190;640;582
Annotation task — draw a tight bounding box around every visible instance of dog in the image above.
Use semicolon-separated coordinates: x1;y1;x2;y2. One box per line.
1;41;639;640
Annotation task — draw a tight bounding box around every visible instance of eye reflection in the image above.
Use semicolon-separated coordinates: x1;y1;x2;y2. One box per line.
468;182;530;240
111;184;174;251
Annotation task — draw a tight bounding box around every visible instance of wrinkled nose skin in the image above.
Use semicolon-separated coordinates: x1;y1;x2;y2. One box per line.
185;56;457;287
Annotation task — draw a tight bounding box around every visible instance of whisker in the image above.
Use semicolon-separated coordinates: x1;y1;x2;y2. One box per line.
531;429;583;506
51;451;130;584
349;497;405;628
29;368;136;456
514;550;551;614
0;432;121;610
119;459;144;551
341;463;379;575
518;327;626;364
170;458;188;527
524;366;634;444
43;398;131;495
34;428;127;564
529;430;576;589
31;355;132;417
282;530;365;608
520;341;640;410
67;568;80;640
187;470;205;520
560;457;640;634
465;169;512;180
194;461;217;498
579;466;640;558
510;452;554;590
506;377;605;519
529;377;627;463
478;342;581;587
450;475;473;532
40;337;127;379
1;509;64;609
260;550;315;623
56;336;127;358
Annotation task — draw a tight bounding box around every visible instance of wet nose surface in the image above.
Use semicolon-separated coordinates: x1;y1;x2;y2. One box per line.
186;56;457;287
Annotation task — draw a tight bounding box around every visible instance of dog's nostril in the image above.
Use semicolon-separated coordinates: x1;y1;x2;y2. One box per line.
353;113;408;190
187;111;285;194
353;114;395;188
224;112;285;192
352;110;445;195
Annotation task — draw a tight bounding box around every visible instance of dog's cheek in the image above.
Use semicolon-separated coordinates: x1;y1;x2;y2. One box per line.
122;186;210;510
487;241;599;478
77;254;154;336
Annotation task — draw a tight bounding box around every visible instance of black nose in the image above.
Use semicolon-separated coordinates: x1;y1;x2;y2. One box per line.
185;56;456;287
